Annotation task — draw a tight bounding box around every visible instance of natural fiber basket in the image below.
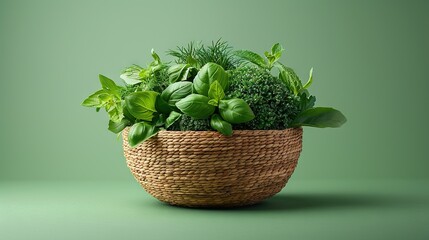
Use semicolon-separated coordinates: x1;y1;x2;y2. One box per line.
122;127;303;208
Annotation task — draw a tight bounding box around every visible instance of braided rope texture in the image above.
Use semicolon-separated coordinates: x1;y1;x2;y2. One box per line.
122;128;303;208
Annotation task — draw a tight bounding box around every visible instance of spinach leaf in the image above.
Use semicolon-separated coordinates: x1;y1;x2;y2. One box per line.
291;107;347;128
193;63;228;96
125;91;158;121
210;114;232;136
128;122;159;147
176;94;215;119
219;98;255;124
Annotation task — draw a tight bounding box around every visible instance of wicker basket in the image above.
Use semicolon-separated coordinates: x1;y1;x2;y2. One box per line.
122;127;303;208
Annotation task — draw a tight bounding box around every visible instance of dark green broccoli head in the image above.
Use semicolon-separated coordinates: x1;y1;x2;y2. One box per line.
226;66;300;130
179;115;211;131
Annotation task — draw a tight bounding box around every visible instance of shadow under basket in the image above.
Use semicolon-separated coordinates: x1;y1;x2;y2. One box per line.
122;127;303;208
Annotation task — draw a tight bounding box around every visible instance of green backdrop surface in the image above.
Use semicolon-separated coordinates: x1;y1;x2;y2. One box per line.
1;1;429;240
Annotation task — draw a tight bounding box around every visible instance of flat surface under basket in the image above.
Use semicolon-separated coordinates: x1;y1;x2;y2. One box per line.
1;180;429;240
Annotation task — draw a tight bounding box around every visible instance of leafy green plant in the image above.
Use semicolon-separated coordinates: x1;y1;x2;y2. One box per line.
82;41;346;148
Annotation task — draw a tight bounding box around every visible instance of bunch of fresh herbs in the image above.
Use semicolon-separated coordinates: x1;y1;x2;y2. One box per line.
82;41;346;147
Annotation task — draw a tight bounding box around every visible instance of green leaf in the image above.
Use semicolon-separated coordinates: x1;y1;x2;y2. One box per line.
291;107;347;128
271;43;284;57
208;99;218;106
128;122;159;147
125;91;158;121
82;89;107;107
151;49;161;64
210;114;232;136
161;81;193;108
278;67;303;96
99;75;119;95
168;64;189;83
165;111;182;128
233;50;268;69
120;65;143;85
175;94;215;119
107;106;123;123
208;80;225;102
219;98;255;124
155;95;171;114
193;63;229;96
108;119;130;134
303;67;313;89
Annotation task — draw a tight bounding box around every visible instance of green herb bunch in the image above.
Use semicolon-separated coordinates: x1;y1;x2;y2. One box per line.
82;41;346;147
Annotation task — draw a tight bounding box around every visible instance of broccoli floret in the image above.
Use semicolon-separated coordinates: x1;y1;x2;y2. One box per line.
226;66;300;130
179;115;211;131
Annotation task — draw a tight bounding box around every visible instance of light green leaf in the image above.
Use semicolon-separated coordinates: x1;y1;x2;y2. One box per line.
99;75;119;96
120;65;143;85
208;99;218;106
165;111;182;128
82;89;107;107
125;91;158;121
176;94;215;119
128;122;159;147
271;43;284;56
151;49;161;64
303;67;313;89
219;99;255;124
233;50;268;69
210;114;232;136
168;64;189;83
161;81;193;108
107;106;123;123
108;119;130;134
291;107;347;128
208;80;225;102
193;63;229;96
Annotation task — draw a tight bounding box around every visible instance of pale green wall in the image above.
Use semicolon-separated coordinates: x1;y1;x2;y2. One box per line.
0;0;428;181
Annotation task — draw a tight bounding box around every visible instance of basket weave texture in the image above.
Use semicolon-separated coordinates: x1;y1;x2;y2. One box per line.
122;127;303;208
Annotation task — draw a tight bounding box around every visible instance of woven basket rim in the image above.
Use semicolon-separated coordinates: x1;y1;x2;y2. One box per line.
124;127;302;136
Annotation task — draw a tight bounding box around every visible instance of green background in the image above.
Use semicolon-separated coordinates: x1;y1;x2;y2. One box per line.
1;0;428;239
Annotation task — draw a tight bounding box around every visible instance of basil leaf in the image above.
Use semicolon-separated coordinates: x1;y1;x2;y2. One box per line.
128;122;159;147
122;101;136;122
210;114;232;136
165;111;182;128
108;119;130;134
151;49;161;65
161;82;193;108
82;89;107;107
193;63;228;96
271;43;284;57
99;75;120;96
208;80;225;102
291;107;347;128
155;95;171;114
120;65;143;85
303;67;313;89
233;50;268;69
208;99;218;106
168;64;189;83
176;94;215;119
125;91;158;121
219;98;255;124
